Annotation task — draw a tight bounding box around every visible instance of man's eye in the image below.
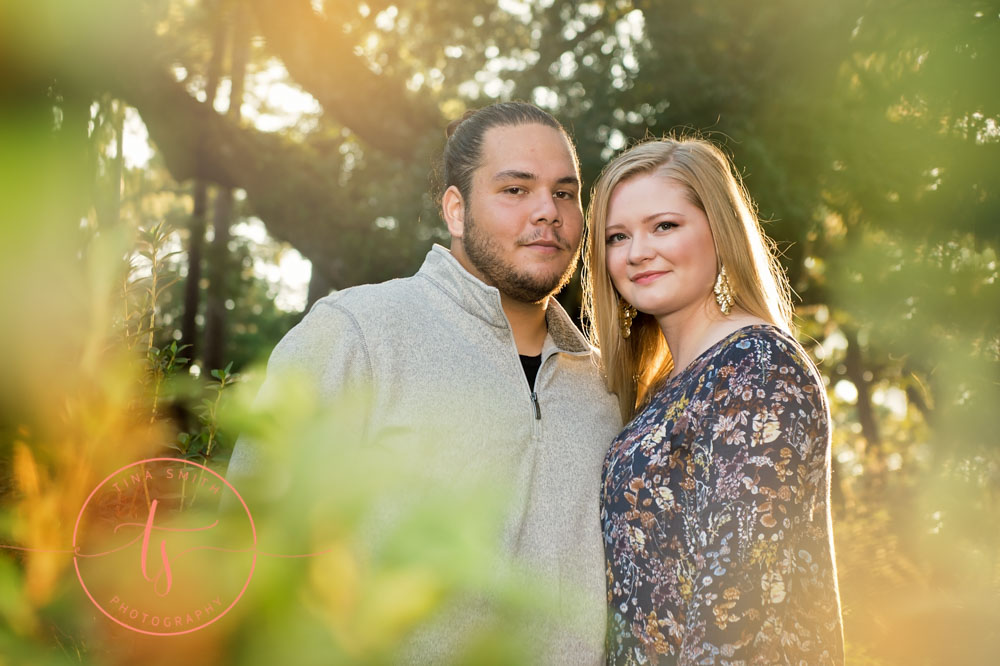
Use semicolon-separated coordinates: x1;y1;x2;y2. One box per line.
555;190;576;199
504;186;525;195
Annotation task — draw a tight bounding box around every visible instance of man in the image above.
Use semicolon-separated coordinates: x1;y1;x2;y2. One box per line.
227;102;621;663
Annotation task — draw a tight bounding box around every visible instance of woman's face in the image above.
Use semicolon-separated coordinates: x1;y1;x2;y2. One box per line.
604;174;718;321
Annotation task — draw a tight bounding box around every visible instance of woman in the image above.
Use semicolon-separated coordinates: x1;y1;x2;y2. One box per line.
582;138;844;665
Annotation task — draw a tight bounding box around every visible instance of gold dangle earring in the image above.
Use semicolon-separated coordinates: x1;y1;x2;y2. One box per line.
714;266;734;315
619;299;637;338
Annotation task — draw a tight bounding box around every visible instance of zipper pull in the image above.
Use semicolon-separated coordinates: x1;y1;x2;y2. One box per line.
530;391;541;420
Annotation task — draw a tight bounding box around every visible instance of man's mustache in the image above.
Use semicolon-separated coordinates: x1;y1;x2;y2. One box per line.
518;232;572;250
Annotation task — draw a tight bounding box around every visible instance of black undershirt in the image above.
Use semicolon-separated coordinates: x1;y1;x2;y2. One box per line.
519;354;542;390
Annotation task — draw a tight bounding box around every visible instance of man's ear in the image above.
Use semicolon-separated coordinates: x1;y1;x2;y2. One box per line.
442;185;466;238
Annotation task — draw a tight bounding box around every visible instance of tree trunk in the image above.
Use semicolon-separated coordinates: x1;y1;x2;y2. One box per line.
844;327;883;468
203;7;250;373
181;4;228;361
306;267;333;311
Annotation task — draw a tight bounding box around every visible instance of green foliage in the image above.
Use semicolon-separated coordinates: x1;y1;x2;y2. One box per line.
1;0;998;662
0;185;552;665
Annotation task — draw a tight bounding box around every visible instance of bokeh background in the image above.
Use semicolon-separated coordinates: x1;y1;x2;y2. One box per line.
1;0;998;664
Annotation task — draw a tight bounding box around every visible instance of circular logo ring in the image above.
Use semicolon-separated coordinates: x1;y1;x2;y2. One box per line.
73;457;257;636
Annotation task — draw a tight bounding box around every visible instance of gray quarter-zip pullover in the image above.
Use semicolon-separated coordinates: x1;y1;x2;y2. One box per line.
228;244;621;664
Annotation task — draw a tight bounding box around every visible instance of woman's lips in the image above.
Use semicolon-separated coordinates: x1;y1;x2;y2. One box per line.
631;270;669;285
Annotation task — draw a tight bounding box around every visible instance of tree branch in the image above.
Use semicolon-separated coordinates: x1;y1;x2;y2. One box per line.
246;0;442;160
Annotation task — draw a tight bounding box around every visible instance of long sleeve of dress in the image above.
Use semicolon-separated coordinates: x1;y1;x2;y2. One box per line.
678;335;843;665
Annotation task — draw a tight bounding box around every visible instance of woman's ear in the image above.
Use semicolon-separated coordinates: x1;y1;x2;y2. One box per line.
442;185;466;238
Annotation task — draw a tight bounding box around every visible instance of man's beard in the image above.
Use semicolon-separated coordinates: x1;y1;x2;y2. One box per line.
463;213;580;304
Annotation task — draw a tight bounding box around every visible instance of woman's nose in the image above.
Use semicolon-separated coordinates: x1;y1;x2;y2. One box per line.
626;233;653;264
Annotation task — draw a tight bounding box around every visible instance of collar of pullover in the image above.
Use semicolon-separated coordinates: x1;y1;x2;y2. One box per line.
418;244;591;355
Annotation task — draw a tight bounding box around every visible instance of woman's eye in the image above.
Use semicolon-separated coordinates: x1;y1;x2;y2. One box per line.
655;221;677;231
606;233;627;244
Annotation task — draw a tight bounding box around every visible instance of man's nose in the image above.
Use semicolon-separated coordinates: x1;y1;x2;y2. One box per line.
531;190;560;225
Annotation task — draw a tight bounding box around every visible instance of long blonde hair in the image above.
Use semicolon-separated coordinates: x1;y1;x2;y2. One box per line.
581;137;794;422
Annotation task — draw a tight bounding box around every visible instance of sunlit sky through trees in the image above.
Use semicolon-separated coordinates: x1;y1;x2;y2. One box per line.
123;61;317;311
118;1;651;314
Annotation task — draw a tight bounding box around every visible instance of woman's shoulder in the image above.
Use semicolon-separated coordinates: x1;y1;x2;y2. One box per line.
710;324;822;388
647;324;820;407
721;323;802;356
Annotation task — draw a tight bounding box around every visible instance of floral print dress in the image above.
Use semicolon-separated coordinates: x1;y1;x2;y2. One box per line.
601;325;844;665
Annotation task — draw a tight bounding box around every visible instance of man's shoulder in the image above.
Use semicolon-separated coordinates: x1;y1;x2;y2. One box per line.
311;273;430;320
265;274;434;374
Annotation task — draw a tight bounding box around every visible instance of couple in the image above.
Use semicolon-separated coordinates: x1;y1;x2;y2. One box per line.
227;102;844;664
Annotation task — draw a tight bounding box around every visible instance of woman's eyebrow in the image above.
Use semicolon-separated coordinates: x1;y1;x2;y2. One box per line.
642;211;685;222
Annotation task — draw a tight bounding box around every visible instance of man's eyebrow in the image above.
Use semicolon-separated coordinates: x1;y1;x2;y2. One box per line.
491;171;580;187
493;170;536;182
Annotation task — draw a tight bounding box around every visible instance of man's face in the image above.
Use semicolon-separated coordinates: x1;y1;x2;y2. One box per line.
458;123;584;304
